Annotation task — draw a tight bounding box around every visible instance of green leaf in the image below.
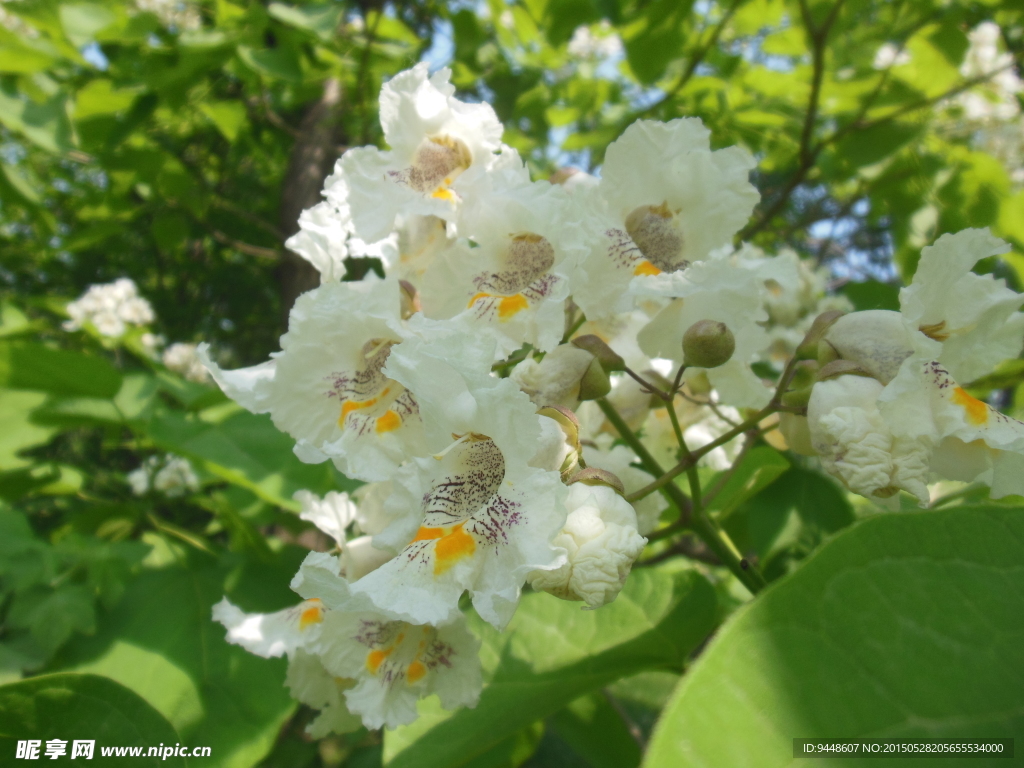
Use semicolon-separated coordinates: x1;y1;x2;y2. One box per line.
144;408;354;509
8;584;96;655
1;162;43;203
839;279;900;311
267;2;343;38
0;342;122;398
59;3;116;47
0;673;185;764
57;552;305;768
236;45;302;82
0;89;74;153
644;505;1024;767
198;100;248;142
548;692;643;768
706;446;790;521
384;567;717;768
0;391;56;470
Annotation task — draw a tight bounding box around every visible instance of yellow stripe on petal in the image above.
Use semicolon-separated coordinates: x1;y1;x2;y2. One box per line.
366;648;392;674
406;661;426;684
412;523;477;575
633;260;661;277
497;294;529;319
375;410;402;433
299;599;324;630
951;387;989;426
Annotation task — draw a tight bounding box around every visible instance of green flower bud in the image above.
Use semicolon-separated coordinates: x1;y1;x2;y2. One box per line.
682;320;735;369
577;356;611;401
570;334;626;371
795;309;845;360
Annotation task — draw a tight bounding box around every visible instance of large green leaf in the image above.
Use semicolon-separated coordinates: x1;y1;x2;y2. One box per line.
644;505;1024;767
0;391;56;470
0;342;122;398
144;409;355;509
56;550;309;768
384;566;717;768
0;673;185;765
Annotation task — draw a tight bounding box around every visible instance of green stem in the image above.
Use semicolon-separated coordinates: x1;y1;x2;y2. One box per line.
597;398;765;595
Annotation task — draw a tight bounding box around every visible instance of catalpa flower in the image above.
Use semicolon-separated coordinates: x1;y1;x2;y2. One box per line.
199;277;427;482
295;489;395;580
285;201;350;283
528;483;647;609
291;553;483;730
337;63;504;243
213;595;362;737
573;118;760;318
346;331;568;630
420;165;583;356
807;229;1024;502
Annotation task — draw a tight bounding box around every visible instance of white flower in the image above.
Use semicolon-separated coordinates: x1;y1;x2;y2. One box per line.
213;596;328;659
636;250;799;408
873;43;910;70
511;345;597;410
897;229;1024;383
128;454;199;497
352;481;394;535
573;119;759;319
162;342;210;383
213;592;361;737
286;650;362;738
879;359;1024;499
290;552;483;731
337;64;504;243
344;332;568;629
420;171;584;356
285;202;350;283
807;373;931;505
64;278;155;338
152;455;200;497
295;489;359;547
567;21;623;59
581;438;667;535
528;484;646;608
199;278;429;482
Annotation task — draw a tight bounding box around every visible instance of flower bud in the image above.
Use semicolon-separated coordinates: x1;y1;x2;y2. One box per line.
778;412;815;455
399;280;421;319
536;405;582;480
567;467;626;496
816;359;877;383
577;356;612;401
571;334;626;372
820;310;915;385
795;309;845;360
682;320;735;369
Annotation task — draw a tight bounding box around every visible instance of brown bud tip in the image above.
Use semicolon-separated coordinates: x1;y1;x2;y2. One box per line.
796;309;845;360
399;280;421;320
682;320;735;369
571;334;626;371
816;359;876;382
537;405;581;450
568;467;626;496
577;356;611;401
549;167;581;185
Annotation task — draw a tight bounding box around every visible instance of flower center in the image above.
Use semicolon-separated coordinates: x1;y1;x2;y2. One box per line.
328;339;417;434
422;435;505;526
406;135;472;199
356;621;448;687
468;232;558;320
624;202;687;273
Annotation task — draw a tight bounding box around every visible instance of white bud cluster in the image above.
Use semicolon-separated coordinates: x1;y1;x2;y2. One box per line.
127;454;200;498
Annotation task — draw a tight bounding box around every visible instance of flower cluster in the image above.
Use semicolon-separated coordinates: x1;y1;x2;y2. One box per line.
64;278;155;338
127;454;200;498
205;64;1024;733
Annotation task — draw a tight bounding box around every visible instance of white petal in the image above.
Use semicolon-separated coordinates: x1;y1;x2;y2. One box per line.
212;596;326;658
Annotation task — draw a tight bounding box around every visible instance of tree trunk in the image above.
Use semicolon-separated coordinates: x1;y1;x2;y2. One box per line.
276;77;344;324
